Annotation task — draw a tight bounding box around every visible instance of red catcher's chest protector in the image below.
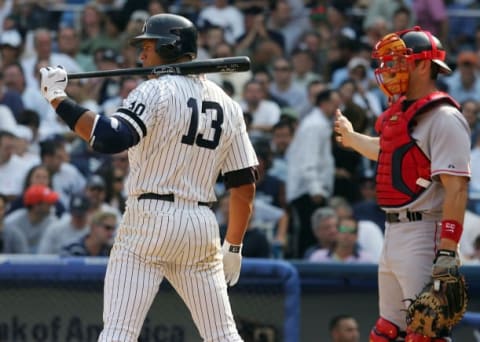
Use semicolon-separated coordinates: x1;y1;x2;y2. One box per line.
374;92;459;207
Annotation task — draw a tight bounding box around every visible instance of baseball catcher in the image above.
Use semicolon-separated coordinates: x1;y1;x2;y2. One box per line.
335;26;471;342
406;249;468;339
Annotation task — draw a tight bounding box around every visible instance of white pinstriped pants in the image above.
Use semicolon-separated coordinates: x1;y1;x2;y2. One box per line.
98;197;243;342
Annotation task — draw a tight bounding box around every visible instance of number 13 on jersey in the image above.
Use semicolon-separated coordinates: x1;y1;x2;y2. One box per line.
182;97;223;150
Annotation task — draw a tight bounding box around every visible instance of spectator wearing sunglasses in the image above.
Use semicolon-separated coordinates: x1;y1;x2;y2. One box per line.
308;216;375;263
60;210;116;257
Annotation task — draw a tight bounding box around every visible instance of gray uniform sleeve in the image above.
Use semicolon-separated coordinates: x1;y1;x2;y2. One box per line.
428;106;471;179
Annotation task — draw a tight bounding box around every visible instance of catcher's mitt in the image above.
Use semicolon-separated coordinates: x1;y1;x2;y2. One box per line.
405;275;468;337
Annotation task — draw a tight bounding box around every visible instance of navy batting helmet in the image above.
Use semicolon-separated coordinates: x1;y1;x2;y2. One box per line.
131;13;197;61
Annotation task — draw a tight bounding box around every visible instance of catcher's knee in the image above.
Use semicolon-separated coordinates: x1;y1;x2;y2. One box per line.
370;318;404;341
405;332;449;341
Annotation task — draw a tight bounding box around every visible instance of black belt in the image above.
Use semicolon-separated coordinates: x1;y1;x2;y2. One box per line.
138;193;212;207
386;211;422;223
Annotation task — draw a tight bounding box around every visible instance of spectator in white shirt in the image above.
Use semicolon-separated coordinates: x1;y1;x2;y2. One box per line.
21;28;83;90
0;130;31;200
197;0;245;45
240;79;281;138
39;138;86;210
286;89;338;257
3;62;55;124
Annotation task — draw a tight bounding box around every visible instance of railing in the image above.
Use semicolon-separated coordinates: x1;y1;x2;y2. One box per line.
0;256;479;341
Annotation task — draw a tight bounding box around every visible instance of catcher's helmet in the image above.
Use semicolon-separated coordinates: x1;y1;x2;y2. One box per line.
399;27;451;74
131;13;197;61
371;26;451;97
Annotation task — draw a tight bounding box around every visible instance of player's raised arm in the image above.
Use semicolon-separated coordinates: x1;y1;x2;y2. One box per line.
334;109;380;161
40;66;140;154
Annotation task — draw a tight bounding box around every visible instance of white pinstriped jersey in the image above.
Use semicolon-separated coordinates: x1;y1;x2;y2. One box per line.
114;74;258;202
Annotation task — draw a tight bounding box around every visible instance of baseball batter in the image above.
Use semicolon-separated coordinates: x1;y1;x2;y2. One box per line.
39;14;258;342
335;27;470;341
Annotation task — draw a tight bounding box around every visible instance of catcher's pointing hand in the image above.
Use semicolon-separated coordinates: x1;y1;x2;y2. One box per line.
406;249;467;338
40;65;68;103
334;109;354;148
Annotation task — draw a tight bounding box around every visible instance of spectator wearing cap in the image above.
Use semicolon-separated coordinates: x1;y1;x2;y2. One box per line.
60;210;116;257
332;57;374;91
40;139;87;210
0;193;28;254
0;29;23;67
84;174;122;224
21;28;83;90
38;193;91;254
4;184;60;253
333;59;383;119
444;50;480;103
7;164;66;218
0;130;31;200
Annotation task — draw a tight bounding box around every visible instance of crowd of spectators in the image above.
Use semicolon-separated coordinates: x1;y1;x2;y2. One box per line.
0;0;480;264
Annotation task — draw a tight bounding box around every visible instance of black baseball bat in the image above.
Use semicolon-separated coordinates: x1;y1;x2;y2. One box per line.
67;56;251;79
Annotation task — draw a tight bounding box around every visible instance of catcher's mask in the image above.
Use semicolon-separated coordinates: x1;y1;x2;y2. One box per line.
371;26;451;97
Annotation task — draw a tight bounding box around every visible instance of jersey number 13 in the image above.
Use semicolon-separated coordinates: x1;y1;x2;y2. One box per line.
181;98;223;150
